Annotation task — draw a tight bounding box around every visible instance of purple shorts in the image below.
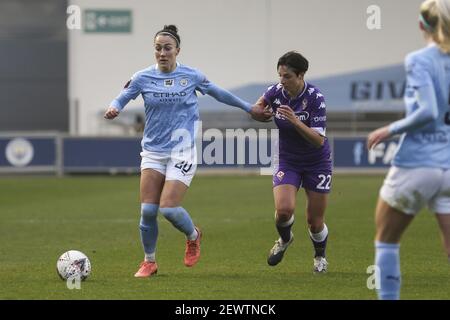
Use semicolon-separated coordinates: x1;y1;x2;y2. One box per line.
273;163;332;193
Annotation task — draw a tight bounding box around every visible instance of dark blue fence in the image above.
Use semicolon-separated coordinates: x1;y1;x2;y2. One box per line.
0;134;397;174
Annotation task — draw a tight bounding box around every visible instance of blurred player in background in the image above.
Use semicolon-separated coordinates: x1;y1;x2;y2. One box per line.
367;0;450;300
104;25;271;277
255;51;332;273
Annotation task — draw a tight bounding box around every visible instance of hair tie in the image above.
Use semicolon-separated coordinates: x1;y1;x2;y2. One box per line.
419;13;433;32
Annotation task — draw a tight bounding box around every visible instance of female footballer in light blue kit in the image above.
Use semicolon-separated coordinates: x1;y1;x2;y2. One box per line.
104;25;271;277
367;0;450;300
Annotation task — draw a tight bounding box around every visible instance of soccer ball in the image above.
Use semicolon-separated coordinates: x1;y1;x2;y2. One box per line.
56;250;91;281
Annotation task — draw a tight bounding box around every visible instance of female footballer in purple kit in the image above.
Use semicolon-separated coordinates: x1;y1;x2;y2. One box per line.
256;51;332;272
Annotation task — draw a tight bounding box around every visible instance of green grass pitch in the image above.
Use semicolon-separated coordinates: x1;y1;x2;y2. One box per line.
0;174;448;300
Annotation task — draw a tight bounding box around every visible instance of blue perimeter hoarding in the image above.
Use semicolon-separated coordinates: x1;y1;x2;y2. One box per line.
0;134;398;174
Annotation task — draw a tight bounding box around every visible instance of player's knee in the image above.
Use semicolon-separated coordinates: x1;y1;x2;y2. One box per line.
140;203;159;226
159;198;180;208
276;209;294;222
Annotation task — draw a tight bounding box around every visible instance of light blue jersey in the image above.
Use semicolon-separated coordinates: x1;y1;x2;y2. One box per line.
111;63;252;153
390;44;450;169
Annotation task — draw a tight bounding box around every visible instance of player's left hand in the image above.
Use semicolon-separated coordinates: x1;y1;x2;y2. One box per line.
367;126;391;150
277;105;297;123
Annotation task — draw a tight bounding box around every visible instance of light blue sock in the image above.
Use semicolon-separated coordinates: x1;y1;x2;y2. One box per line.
375;241;401;300
159;206;196;238
139;203;159;261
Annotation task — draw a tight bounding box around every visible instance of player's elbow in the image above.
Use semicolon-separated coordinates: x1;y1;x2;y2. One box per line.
430;107;439;121
422;107;438;124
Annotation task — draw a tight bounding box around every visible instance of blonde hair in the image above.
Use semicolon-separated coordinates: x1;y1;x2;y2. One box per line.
420;0;450;53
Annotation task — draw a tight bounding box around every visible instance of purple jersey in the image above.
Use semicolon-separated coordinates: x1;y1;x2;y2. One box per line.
264;82;332;170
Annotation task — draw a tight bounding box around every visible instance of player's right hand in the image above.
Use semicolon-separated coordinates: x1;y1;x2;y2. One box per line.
250;96;273;122
104;107;120;120
367;125;391;150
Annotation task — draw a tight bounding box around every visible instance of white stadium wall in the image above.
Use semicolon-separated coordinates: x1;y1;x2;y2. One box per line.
68;0;424;135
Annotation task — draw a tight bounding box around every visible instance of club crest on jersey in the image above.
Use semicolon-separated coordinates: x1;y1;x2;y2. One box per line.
276;171;285;181
164;79;174;87
179;78;189;86
302;99;308;110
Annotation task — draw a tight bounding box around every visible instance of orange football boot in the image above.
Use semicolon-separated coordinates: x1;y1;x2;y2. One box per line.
184;227;202;267
134;261;158;277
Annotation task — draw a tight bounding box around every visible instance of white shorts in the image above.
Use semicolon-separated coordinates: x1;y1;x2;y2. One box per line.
380;166;450;215
140;148;197;187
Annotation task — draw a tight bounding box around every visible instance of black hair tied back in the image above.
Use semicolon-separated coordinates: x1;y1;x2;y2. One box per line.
155;24;181;47
163;25;178;34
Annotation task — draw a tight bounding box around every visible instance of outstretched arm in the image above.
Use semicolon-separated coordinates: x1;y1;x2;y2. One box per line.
104;77;142;120
206;84;272;122
205;82;252;112
367;54;438;150
389;84;438;134
367;84;438;149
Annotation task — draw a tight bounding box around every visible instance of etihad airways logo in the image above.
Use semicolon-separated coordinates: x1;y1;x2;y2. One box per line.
153;91;187;98
153;91;187;103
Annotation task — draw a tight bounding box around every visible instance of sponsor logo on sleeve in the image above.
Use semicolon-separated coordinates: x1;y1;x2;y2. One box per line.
313;116;327;122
